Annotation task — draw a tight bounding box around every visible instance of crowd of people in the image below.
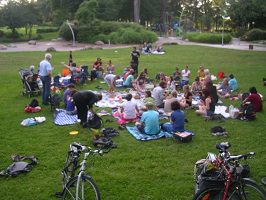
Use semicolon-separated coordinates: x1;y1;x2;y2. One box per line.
37;49;263;134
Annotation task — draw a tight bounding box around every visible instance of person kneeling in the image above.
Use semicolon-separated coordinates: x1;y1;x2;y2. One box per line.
161;101;185;133
135;102;160;135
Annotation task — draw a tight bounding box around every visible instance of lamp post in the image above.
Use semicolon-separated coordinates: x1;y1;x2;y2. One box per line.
66;20;75;46
252;21;255;29
222;16;225;46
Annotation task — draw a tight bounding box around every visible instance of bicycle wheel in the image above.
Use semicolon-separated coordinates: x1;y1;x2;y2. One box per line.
193;187;241;200
239;179;266;200
62;174;101;200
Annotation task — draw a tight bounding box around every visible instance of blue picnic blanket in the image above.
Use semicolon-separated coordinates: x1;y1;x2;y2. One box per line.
126;126;173;141
126;126;195;141
54;109;79;126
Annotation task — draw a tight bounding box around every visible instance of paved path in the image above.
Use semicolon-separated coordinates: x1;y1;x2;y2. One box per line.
1;37;266;52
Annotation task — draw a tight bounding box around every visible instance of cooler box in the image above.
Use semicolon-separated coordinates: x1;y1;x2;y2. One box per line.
115;79;124;88
173;131;192;143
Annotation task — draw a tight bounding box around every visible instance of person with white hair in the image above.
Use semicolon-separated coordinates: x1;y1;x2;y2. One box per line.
39;53;53;105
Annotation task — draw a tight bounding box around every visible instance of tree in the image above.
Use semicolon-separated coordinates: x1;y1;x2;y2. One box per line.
133;0;140;23
75;0;98;24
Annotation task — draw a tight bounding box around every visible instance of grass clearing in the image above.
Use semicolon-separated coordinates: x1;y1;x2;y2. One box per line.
0;45;265;200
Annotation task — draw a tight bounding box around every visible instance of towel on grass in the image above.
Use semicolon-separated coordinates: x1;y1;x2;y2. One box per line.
126;126;173;141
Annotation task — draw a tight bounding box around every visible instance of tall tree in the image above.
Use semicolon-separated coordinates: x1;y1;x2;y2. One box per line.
133;0;140;23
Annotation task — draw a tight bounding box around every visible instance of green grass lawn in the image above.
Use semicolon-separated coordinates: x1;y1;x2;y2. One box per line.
0;45;265;200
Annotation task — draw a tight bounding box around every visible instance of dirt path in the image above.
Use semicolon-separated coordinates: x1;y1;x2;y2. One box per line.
1;37;266;52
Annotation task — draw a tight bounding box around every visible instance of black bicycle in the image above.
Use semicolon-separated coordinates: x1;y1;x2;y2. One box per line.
58;142;108;200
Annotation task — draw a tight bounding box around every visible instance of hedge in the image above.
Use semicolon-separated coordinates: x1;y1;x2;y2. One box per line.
184;32;232;44
242;29;266;41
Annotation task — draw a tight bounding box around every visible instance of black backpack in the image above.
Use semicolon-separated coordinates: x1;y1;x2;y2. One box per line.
87;113;103;129
29;98;39;107
0;155;38;176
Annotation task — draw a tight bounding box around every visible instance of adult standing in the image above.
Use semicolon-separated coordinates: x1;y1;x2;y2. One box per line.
131;47;140;76
39;53;53;105
73;91;102;128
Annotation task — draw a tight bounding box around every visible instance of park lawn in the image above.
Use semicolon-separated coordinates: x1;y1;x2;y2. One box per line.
0;45;265;200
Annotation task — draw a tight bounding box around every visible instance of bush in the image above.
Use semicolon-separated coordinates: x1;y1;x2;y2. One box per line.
58;22;78;41
0;30;4;38
184;32;232;44
76;21;158;44
242;29;266;41
36;27;59;33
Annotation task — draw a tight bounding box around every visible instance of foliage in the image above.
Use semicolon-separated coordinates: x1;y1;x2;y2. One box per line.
0;46;266;200
184;32;232;44
75;0;98;24
58;22;78;41
242;28;266;41
36;27;59;33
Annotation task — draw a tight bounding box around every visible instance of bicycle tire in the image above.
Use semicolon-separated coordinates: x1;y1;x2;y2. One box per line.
193;187;241;200
239;179;266;200
62;174;101;200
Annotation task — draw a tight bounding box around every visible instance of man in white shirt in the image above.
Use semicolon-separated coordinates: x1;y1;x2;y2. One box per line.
181;65;191;87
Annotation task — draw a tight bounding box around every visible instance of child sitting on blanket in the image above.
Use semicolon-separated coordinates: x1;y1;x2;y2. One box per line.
66;90;77;115
118;94;139;123
161;101;185;133
135;102;160;135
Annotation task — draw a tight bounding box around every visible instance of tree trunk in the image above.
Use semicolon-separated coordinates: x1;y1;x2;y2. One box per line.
134;0;140;23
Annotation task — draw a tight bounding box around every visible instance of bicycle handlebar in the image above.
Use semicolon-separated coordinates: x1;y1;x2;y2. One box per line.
226;152;256;162
216;142;231;153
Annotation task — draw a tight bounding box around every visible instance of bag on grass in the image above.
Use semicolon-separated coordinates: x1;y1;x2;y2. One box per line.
29;98;39;107
92;136;117;149
0;155;38;176
210;126;227;136
87;113;103;129
101;128;119;137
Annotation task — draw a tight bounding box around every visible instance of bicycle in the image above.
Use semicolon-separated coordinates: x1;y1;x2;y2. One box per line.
193;142;266;200
57;142;108;200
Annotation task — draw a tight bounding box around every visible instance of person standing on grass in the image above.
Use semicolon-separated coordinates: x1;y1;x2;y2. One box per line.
73;91;102;128
39;53;53;105
130;47;140;76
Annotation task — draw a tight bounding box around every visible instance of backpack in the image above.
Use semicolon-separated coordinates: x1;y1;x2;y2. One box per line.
92;136;117;149
101;128;119;138
210;126;227;136
0;155;38;176
50;94;62;111
29;98;39;107
87;113;103;129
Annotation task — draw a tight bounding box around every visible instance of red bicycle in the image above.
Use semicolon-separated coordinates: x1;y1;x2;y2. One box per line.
193;142;266;200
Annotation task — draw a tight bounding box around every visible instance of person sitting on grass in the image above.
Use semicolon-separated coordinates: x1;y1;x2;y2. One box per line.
66;89;77;115
195;88;215;117
143;90;155;105
217;77;231;98
106;60;115;74
228;74;238;92
161;101;185;133
133;72;146;92
119;93;139;123
152;81;167;108
191;76;203;96
180;85;193;109
63;83;76;108
123;69;135;88
242;86;263;112
135;102;160;135
164;90;178;114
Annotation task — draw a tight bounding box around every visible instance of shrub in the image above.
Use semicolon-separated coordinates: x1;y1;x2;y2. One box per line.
76;21;157;44
0;30;4;38
36;27;59;33
242;29;266;41
58;22;78;41
184;32;232;44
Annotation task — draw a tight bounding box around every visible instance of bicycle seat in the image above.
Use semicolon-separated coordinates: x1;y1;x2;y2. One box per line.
216;142;231;153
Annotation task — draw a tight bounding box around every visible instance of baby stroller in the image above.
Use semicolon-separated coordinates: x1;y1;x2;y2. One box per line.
19;68;41;97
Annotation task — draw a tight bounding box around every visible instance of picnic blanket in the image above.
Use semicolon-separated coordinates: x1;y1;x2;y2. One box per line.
54;109;96;126
126;126;173;141
54;109;79;125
